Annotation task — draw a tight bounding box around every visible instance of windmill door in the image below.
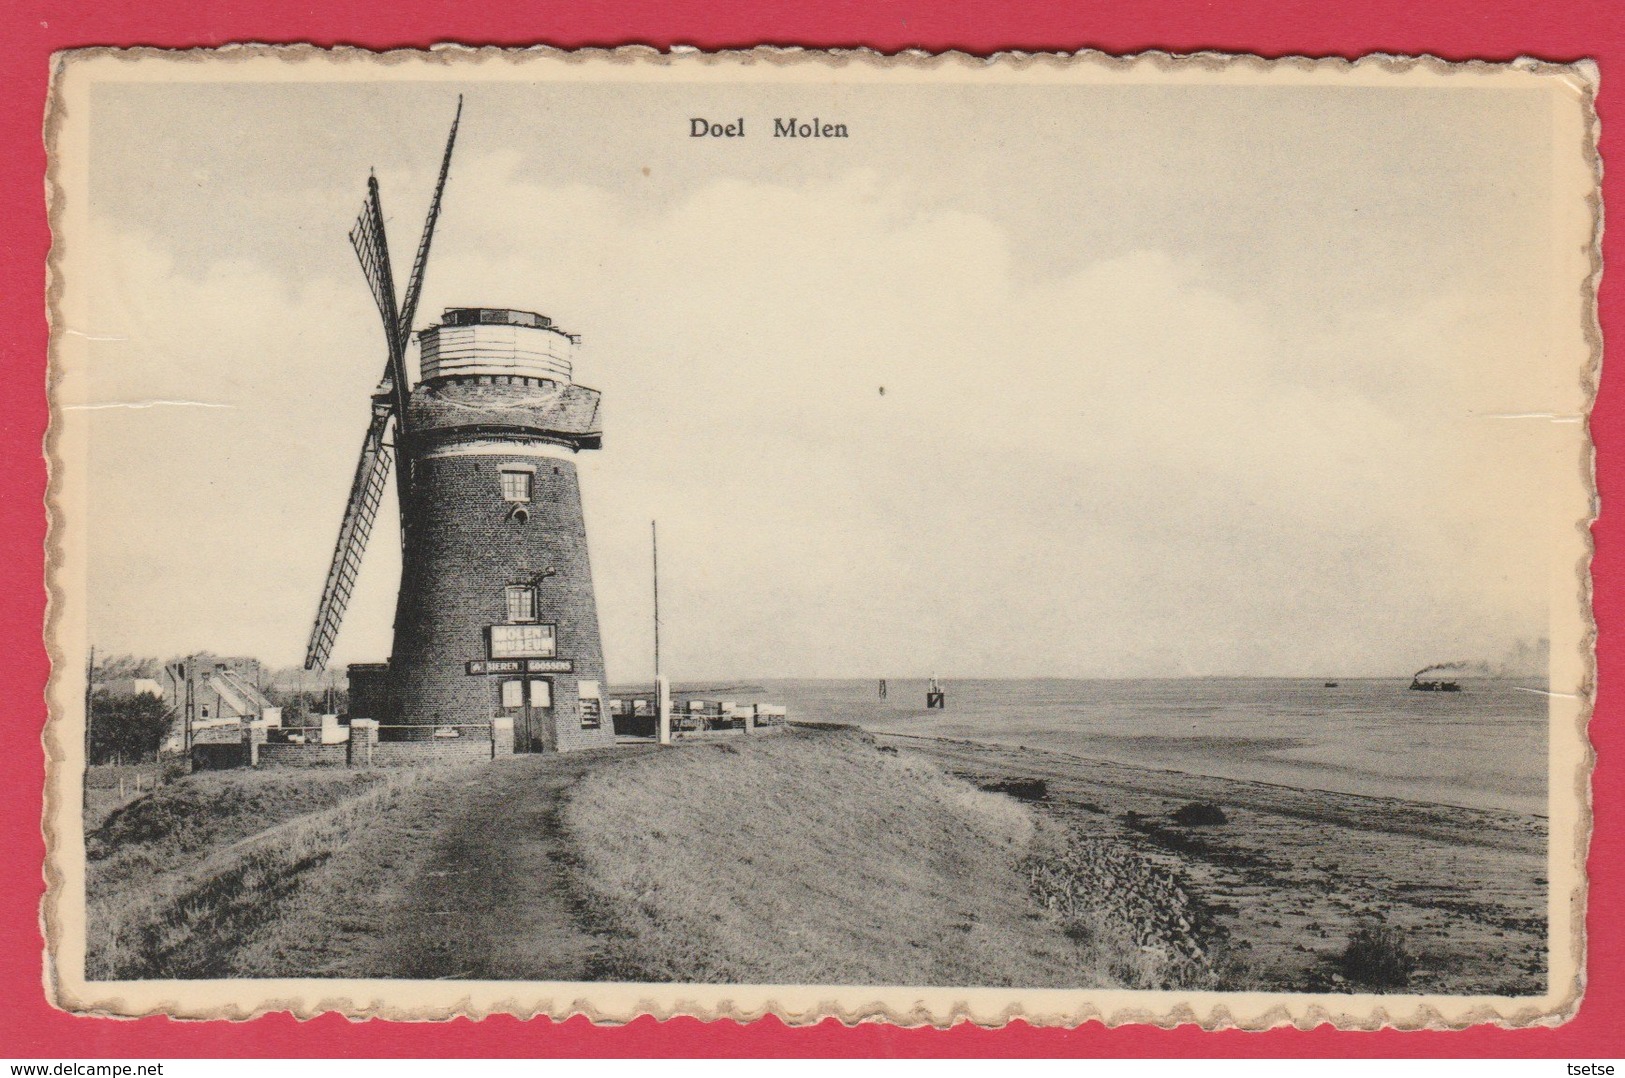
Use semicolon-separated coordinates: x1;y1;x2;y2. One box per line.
502;677;555;752
522;677;555;752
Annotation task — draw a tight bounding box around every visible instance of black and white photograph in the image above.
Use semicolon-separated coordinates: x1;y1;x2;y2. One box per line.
44;48;1595;1027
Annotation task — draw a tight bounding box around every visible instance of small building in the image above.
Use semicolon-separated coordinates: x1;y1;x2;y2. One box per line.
609;689;789;738
162;655;281;751
346;662;393;723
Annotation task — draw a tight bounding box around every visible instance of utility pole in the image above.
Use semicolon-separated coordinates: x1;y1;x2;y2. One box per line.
84;646;94;766
652;520;661;682
653;520;670;745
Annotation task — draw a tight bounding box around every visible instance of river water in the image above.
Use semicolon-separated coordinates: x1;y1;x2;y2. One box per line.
754;677;1549;816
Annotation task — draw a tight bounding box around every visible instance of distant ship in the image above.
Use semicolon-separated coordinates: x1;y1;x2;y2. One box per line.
1409;677;1462;692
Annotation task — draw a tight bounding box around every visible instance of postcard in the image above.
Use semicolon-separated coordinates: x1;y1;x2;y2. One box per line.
43;45;1597;1028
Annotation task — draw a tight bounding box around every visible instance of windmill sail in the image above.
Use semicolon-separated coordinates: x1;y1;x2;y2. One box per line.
398;96;462;347
349;178;410;423
302;189;409;673
303;102;463;672
305;404;394;671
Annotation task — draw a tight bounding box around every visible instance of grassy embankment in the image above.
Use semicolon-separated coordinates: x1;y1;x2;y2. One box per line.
560;729;1191;987
83;762;186;831
86;769;416;979
83;729;1207;987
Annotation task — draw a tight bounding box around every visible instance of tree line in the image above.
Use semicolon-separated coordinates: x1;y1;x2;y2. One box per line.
88;690;171;765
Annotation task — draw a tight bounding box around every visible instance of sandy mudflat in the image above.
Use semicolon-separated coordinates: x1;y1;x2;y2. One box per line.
878;732;1547;995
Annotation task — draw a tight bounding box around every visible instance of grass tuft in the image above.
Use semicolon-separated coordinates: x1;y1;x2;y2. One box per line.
1335;923;1414;990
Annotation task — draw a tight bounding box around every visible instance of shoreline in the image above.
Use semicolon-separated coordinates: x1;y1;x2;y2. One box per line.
877;730;1546;995
763;676;1549;818
872;729;1548;828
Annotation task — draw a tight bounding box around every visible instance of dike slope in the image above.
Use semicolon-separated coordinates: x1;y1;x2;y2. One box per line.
559;728;1122;987
82;730;1151;986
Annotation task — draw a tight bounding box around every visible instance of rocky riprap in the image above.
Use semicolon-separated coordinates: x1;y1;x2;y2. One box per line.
1023;829;1226;982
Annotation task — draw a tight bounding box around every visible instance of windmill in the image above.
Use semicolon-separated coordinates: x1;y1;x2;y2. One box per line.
302;98;612;754
304;98;463;673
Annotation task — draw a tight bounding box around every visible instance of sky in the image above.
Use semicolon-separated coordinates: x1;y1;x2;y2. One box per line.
63;71;1582;680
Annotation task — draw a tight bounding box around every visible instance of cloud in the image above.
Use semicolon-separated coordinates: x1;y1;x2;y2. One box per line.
68;161;1562;678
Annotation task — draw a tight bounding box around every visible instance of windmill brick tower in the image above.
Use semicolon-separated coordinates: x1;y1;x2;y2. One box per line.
390;309;610;751
304;102;615;753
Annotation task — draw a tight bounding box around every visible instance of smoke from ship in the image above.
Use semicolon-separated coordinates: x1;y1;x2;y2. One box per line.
1412;661;1474;679
1411;640;1550;681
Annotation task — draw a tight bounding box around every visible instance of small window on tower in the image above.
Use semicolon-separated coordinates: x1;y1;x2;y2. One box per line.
500;469;533;503
505;585;536;623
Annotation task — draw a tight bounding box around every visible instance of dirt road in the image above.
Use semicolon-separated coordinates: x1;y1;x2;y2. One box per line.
258;748;651;980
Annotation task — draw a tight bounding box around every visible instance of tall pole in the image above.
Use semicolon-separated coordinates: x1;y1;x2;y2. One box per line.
653;520;671;745
84;646;94;765
652;520;661;681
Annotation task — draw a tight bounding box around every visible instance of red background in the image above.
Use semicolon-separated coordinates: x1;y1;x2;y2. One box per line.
2;0;1618;1059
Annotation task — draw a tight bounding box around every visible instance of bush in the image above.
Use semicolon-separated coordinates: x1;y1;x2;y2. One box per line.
1171;802;1228;827
1336;924;1414;989
89;691;173;765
